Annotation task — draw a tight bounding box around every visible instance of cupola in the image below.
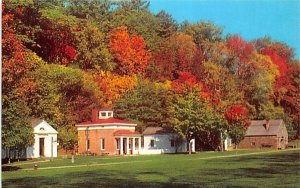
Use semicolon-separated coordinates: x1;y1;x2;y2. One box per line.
98;109;114;119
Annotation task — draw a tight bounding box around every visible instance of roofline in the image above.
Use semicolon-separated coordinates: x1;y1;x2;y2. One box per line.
245;134;277;137
114;134;141;137
34;131;58;134
75;123;137;127
143;133;173;135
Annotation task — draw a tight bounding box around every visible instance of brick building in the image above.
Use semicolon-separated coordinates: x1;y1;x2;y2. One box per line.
238;119;288;149
76;108;141;155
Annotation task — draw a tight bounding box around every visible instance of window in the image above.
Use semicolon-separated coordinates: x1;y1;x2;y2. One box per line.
108;112;112;117
251;142;255;146
86;140;90;151
100;138;105;150
40;127;45;131
116;138;120;150
150;139;155;147
101;112;106;117
171;139;175;147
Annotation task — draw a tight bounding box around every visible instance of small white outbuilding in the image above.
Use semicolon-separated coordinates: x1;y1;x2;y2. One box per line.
140;127;195;155
26;119;58;158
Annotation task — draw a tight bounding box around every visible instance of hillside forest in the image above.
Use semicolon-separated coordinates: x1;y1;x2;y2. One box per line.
2;0;300;154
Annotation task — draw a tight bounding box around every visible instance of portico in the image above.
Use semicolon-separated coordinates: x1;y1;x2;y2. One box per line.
114;130;141;155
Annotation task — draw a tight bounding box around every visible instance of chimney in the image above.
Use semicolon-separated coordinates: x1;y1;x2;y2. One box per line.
263;119;270;130
91;108;100;122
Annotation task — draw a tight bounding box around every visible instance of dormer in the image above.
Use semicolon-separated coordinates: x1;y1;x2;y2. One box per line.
99;110;114;119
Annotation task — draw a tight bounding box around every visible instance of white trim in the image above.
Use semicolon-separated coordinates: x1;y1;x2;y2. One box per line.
77;126;135;131
76;123;137;127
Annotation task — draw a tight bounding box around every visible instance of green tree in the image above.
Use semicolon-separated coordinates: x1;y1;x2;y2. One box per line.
182;21;223;61
108;6;161;50
171;91;224;151
74;22;114;71
58;126;78;153
31;64;103;127
155;10;178;38
2;94;34;162
114;79;173;132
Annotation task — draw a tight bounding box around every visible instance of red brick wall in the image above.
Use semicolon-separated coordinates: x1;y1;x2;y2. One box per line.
78;129;134;155
238;135;278;149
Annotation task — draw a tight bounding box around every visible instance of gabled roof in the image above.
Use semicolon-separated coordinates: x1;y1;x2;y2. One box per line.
245;119;284;136
31;118;58;134
114;130;141;136
142;127;173;135
76;117;137;127
31;118;44;127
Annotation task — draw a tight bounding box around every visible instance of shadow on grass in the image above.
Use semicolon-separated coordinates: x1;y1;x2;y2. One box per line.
3;152;300;187
199;152;300;180
2;166;21;171
3;170;195;188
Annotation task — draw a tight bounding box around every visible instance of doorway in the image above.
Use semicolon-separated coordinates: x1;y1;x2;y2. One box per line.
39;138;45;157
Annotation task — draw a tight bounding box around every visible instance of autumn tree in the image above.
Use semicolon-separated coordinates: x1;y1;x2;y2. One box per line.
2;6;36;160
224;105;250;148
94;71;138;106
261;44;293;104
198;61;242;110
109;26;151;75
152;32;202;80
108;3;161;50
35;21;77;64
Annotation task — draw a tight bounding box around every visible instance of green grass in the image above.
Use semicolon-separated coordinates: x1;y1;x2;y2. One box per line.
2;149;300;187
288;139;300;148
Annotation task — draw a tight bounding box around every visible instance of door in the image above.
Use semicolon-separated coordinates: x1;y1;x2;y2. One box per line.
39;138;45;157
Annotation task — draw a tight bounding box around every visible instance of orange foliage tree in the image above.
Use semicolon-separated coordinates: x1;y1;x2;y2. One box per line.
152;33;203;80
94;71;138;106
109;26;151;75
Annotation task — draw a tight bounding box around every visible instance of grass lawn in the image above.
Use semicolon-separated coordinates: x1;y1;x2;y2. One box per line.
2;149;300;187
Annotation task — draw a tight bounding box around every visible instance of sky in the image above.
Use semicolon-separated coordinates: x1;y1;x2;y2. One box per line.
149;0;300;59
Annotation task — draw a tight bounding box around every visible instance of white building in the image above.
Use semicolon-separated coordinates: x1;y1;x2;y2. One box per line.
26;119;59;158
2;119;58;159
140;127;195;155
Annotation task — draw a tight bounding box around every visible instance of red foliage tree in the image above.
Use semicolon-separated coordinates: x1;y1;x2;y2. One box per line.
224;105;249;126
226;35;253;63
171;71;198;93
152;33;203;81
262;45;292;104
224;105;250;147
36;23;77;64
109;26;151;75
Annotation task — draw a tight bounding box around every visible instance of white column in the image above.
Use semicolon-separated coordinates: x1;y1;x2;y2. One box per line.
138;137;141;154
132;138;136;155
191;139;195;152
126;137;130;155
120;137;123;155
